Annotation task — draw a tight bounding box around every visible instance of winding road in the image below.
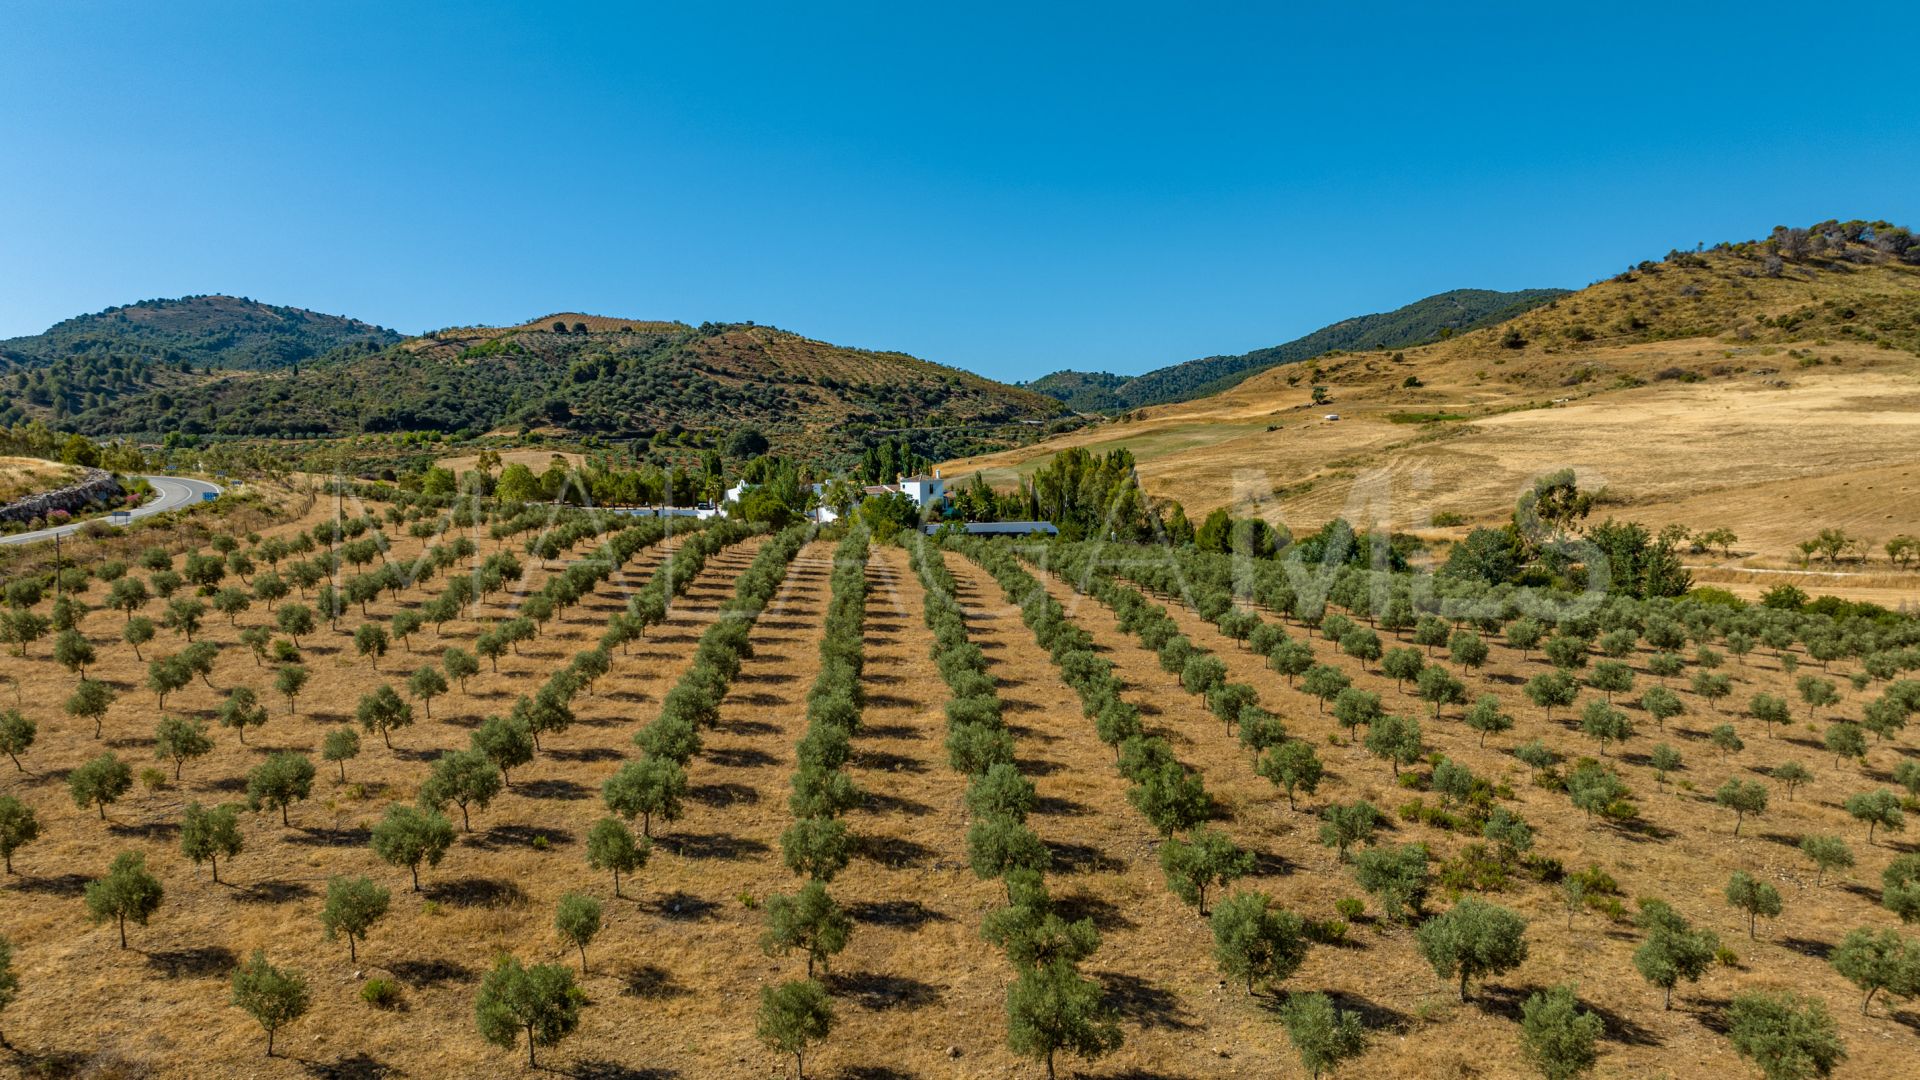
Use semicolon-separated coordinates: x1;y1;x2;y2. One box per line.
0;475;223;546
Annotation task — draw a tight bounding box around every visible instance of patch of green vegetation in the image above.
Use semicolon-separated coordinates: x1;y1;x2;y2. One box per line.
1386;411;1469;424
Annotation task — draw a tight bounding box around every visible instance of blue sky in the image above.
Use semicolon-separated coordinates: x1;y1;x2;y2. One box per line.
3;2;1916;382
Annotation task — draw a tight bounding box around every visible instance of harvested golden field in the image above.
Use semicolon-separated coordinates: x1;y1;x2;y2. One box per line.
4;487;1919;1079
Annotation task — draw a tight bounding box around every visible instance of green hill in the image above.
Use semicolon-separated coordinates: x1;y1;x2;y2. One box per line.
62;315;1073;465
1034;286;1570;412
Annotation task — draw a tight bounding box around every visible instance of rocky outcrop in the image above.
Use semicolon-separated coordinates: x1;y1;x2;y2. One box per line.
0;467;124;524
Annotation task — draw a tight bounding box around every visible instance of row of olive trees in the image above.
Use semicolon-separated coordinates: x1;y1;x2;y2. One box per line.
905;533;1123;1080
752;527;871;1078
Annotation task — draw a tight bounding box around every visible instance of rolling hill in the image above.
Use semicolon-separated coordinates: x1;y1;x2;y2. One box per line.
947;220;1920;586
1029;286;1570;412
0;294;400;371
56;314;1074;464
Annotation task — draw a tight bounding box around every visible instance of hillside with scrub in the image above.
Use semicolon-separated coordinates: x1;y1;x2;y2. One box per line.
946;221;1920;600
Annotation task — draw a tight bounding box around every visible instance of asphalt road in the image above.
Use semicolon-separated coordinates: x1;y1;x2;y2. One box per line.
0;475;223;546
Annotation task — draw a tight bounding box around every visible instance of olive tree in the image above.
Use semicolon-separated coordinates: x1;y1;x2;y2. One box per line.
475;956;585;1069
370;804;455;891
1005;959;1122;1080
761;880;852;978
586;816;649;898
229;950;310;1057
320;875;390;961
1519;984;1603;1080
1280;991;1366;1079
1415;897;1529;1001
757;978;833;1080
246;752;315;826
1725;991;1844;1080
180;802;243;882
84;850;163;948
1209;890;1308;994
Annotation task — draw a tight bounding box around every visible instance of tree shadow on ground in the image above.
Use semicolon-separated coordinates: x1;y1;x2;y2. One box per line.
545;746;625;763
290;825;372;847
1096;971;1199;1030
424;877;527;909
826;970;942;1011
860;836;935;868
689;782;761;808
1033;795;1091;817
1050;841;1125;875
7;872;90;897
517;778;591;801
562;1061;680;1080
1055;892;1135;932
622;963;690;999
144;944;236;979
649;890;721;921
298;1052;398;1079
848;899;952;929
721;719;780;737
833;1067;919;1080
473;824;575;850
234;879;316;904
390;958;473;987
861;791;932;817
709;746;779;769
669;832;770;861
108;819;178;842
853;750;926;774
856;723;919;740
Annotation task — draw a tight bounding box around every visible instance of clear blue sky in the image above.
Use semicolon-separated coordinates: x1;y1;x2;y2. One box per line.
4;2;1916;382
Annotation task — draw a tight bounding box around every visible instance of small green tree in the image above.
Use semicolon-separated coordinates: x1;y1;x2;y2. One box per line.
320;874;390;961
0;796;41;873
603;756;687;838
1579;700;1633;756
1749;692;1791;737
1519;984;1603;1080
1257;739;1323;809
555;892;602;974
1845;789;1904;844
246;752;315;827
1158;827;1253;916
1829;927;1920;1015
471;715;535;786
1319;800;1381;862
761;880;852;978
1415;897;1529;1001
1773;761;1814;799
69;753;132;819
66;678;116;738
179;802;243;883
1632;900;1718;1009
1005;959;1123;1080
274;664;308;714
1209;890;1308;994
757;978;833;1080
353;623;389;669
444;646;481;692
418;748;502;832
216;686;269;744
1280;991;1367;1079
1301;664;1352;713
1353;842;1429;921
356;684;415;749
475;956;585;1069
1725;990;1845;1080
1725;871;1783;940
780;816;854;882
1464;695;1513;746
370;804;455;891
321;727;361;781
0;934;16;1048
84;850;163;948
153;715;213;780
586;816;649;897
229;950;310;1057
0;710;33;770
1525;670;1579;718
1800;835;1853;886
1715;779;1769;836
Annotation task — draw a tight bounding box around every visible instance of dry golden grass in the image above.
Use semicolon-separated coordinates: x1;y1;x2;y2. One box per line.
0;457;82;504
943;253;1920;606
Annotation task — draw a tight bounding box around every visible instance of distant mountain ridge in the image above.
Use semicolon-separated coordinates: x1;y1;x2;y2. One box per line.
0;295;401;372
1030;287;1570;411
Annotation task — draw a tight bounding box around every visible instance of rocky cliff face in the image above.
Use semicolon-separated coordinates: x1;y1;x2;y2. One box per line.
0;468;124;524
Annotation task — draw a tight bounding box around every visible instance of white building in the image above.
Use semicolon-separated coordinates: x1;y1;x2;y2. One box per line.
898;470;945;507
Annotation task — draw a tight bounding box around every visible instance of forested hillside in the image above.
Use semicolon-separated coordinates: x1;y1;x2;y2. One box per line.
0;295;399;372
61;315;1072;465
1033;287;1569;412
